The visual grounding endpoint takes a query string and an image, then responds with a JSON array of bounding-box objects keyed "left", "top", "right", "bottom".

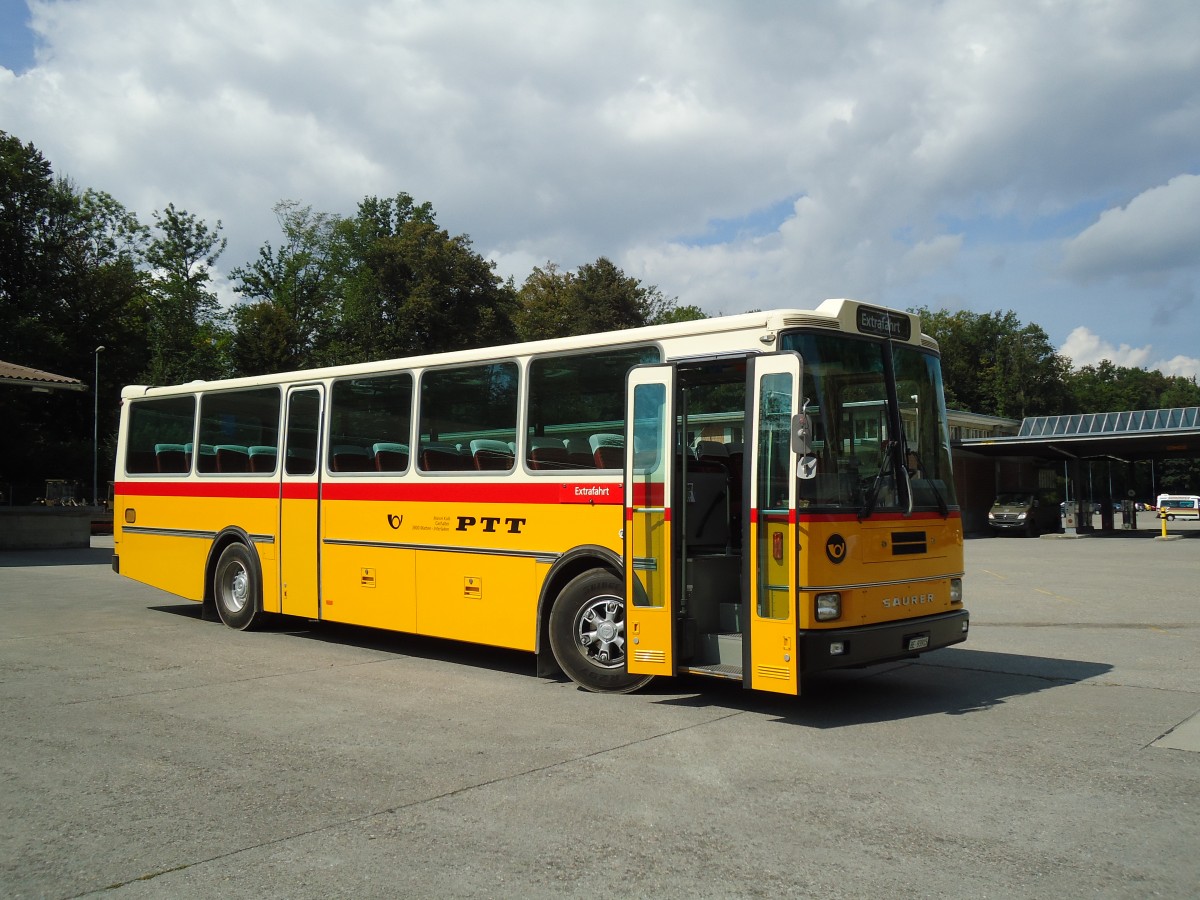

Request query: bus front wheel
[
  {"left": 213, "top": 542, "right": 266, "bottom": 631},
  {"left": 549, "top": 569, "right": 654, "bottom": 694}
]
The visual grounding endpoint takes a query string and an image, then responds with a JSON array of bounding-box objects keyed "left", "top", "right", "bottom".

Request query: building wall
[{"left": 953, "top": 449, "right": 1064, "bottom": 537}]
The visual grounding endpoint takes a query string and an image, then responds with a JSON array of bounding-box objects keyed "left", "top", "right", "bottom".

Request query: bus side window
[
  {"left": 125, "top": 396, "right": 197, "bottom": 475},
  {"left": 197, "top": 388, "right": 281, "bottom": 475},
  {"left": 329, "top": 373, "right": 413, "bottom": 475},
  {"left": 418, "top": 362, "right": 518, "bottom": 474},
  {"left": 525, "top": 346, "right": 659, "bottom": 472}
]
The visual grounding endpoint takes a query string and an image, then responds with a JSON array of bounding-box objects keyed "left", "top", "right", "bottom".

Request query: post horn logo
[{"left": 825, "top": 534, "right": 847, "bottom": 564}]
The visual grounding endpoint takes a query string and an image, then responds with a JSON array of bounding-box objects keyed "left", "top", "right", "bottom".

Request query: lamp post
[{"left": 93, "top": 345, "right": 106, "bottom": 506}]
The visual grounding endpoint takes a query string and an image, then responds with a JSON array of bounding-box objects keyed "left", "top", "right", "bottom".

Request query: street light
[{"left": 93, "top": 345, "right": 106, "bottom": 506}]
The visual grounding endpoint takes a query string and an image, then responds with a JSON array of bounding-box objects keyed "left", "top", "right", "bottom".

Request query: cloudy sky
[{"left": 2, "top": 0, "right": 1198, "bottom": 378}]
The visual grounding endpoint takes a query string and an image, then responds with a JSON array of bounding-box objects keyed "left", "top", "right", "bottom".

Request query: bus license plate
[{"left": 906, "top": 634, "right": 930, "bottom": 651}]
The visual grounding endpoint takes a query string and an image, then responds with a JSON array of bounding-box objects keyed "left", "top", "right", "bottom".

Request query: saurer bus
[{"left": 113, "top": 299, "right": 968, "bottom": 694}]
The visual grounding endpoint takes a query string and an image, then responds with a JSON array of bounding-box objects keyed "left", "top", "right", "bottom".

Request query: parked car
[{"left": 990, "top": 491, "right": 1062, "bottom": 537}]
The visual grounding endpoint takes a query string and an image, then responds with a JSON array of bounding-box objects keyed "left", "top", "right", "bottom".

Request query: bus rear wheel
[
  {"left": 213, "top": 542, "right": 266, "bottom": 631},
  {"left": 549, "top": 569, "right": 654, "bottom": 694}
]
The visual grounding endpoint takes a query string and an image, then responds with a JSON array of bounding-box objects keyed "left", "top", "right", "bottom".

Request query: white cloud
[
  {"left": 0, "top": 0, "right": 1197, "bottom": 365},
  {"left": 893, "top": 235, "right": 964, "bottom": 284},
  {"left": 1060, "top": 326, "right": 1200, "bottom": 379},
  {"left": 1061, "top": 174, "right": 1200, "bottom": 281}
]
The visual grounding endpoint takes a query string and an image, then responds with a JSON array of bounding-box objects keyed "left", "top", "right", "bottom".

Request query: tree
[
  {"left": 651, "top": 303, "right": 707, "bottom": 325},
  {"left": 1066, "top": 360, "right": 1174, "bottom": 413},
  {"left": 143, "top": 204, "right": 229, "bottom": 383},
  {"left": 0, "top": 131, "right": 72, "bottom": 368},
  {"left": 228, "top": 201, "right": 341, "bottom": 373},
  {"left": 228, "top": 301, "right": 300, "bottom": 376},
  {"left": 326, "top": 193, "right": 517, "bottom": 361},
  {"left": 512, "top": 262, "right": 579, "bottom": 340},
  {"left": 913, "top": 307, "right": 1071, "bottom": 418},
  {"left": 1159, "top": 376, "right": 1200, "bottom": 411},
  {"left": 572, "top": 257, "right": 671, "bottom": 333},
  {"left": 0, "top": 133, "right": 153, "bottom": 500},
  {"left": 50, "top": 187, "right": 153, "bottom": 492},
  {"left": 514, "top": 256, "right": 685, "bottom": 341}
]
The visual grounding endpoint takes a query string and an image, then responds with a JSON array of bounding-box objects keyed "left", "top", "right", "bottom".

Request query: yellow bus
[{"left": 113, "top": 299, "right": 967, "bottom": 695}]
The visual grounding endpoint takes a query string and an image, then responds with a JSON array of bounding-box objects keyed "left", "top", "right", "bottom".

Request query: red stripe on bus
[
  {"left": 115, "top": 479, "right": 624, "bottom": 505},
  {"left": 114, "top": 481, "right": 280, "bottom": 499},
  {"left": 749, "top": 509, "right": 798, "bottom": 524},
  {"left": 629, "top": 482, "right": 665, "bottom": 507},
  {"left": 320, "top": 482, "right": 573, "bottom": 503}
]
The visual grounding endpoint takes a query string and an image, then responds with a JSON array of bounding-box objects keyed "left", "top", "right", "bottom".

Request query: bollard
[{"left": 1159, "top": 511, "right": 1168, "bottom": 539}]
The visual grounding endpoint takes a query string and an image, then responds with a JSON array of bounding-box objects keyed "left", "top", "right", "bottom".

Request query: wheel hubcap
[
  {"left": 574, "top": 595, "right": 625, "bottom": 669},
  {"left": 224, "top": 563, "right": 248, "bottom": 613}
]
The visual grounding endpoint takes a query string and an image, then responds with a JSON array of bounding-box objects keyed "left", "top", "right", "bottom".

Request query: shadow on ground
[{"left": 150, "top": 602, "right": 1110, "bottom": 730}]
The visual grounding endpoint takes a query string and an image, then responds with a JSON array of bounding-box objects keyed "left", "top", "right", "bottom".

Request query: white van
[{"left": 1156, "top": 494, "right": 1200, "bottom": 520}]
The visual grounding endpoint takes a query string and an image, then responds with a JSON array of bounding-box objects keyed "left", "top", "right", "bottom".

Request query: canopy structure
[
  {"left": 961, "top": 407, "right": 1200, "bottom": 461},
  {"left": 0, "top": 359, "right": 87, "bottom": 393}
]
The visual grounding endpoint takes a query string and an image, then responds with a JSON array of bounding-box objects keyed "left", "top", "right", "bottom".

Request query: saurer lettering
[{"left": 882, "top": 593, "right": 936, "bottom": 608}]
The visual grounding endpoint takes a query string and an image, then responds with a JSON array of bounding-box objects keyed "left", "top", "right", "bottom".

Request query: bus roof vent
[
  {"left": 778, "top": 314, "right": 838, "bottom": 330},
  {"left": 921, "top": 335, "right": 940, "bottom": 351}
]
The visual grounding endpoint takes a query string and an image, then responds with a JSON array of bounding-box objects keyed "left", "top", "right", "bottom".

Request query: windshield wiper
[
  {"left": 925, "top": 474, "right": 949, "bottom": 518},
  {"left": 858, "top": 440, "right": 897, "bottom": 521},
  {"left": 903, "top": 446, "right": 949, "bottom": 518}
]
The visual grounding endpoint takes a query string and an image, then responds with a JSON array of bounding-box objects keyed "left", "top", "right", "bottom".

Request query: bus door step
[
  {"left": 694, "top": 631, "right": 743, "bottom": 668},
  {"left": 683, "top": 662, "right": 744, "bottom": 681}
]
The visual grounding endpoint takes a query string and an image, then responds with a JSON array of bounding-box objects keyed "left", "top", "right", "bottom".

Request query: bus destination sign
[{"left": 857, "top": 305, "right": 912, "bottom": 341}]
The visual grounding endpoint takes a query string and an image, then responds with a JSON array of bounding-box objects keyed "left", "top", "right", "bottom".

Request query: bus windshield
[{"left": 780, "top": 331, "right": 957, "bottom": 514}]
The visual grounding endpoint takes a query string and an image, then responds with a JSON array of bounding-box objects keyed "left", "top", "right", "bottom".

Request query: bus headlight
[
  {"left": 815, "top": 592, "right": 841, "bottom": 621},
  {"left": 950, "top": 578, "right": 963, "bottom": 604}
]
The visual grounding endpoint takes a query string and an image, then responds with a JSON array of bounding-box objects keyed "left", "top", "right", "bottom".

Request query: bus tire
[
  {"left": 548, "top": 569, "right": 654, "bottom": 694},
  {"left": 213, "top": 542, "right": 265, "bottom": 631}
]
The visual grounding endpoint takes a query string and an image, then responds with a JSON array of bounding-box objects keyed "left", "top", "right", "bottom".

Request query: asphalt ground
[{"left": 1, "top": 524, "right": 1198, "bottom": 899}]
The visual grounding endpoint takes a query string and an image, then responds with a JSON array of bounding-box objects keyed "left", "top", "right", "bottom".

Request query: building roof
[
  {"left": 961, "top": 407, "right": 1200, "bottom": 461},
  {"left": 0, "top": 359, "right": 88, "bottom": 392}
]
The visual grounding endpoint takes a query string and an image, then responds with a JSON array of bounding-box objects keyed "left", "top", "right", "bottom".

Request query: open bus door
[
  {"left": 624, "top": 365, "right": 677, "bottom": 678},
  {"left": 624, "top": 355, "right": 803, "bottom": 691},
  {"left": 745, "top": 352, "right": 803, "bottom": 695}
]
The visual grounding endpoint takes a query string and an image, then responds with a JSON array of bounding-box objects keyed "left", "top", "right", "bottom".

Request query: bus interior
[{"left": 671, "top": 356, "right": 753, "bottom": 677}]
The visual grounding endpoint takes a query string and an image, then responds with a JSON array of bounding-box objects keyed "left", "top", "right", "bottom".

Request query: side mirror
[{"left": 791, "top": 412, "right": 813, "bottom": 456}]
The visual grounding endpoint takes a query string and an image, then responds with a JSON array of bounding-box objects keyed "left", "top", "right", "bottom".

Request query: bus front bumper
[{"left": 799, "top": 609, "right": 969, "bottom": 674}]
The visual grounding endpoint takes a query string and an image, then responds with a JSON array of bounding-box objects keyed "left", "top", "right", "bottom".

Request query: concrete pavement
[{"left": 1, "top": 529, "right": 1197, "bottom": 898}]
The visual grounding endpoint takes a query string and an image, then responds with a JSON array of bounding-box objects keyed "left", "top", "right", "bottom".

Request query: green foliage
[
  {"left": 231, "top": 194, "right": 517, "bottom": 371},
  {"left": 514, "top": 256, "right": 689, "bottom": 341},
  {"left": 328, "top": 193, "right": 517, "bottom": 362},
  {"left": 652, "top": 303, "right": 708, "bottom": 325},
  {"left": 912, "top": 307, "right": 1071, "bottom": 418},
  {"left": 1066, "top": 360, "right": 1198, "bottom": 414},
  {"left": 229, "top": 201, "right": 341, "bottom": 371},
  {"left": 142, "top": 203, "right": 230, "bottom": 384},
  {"left": 0, "top": 132, "right": 71, "bottom": 367}
]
